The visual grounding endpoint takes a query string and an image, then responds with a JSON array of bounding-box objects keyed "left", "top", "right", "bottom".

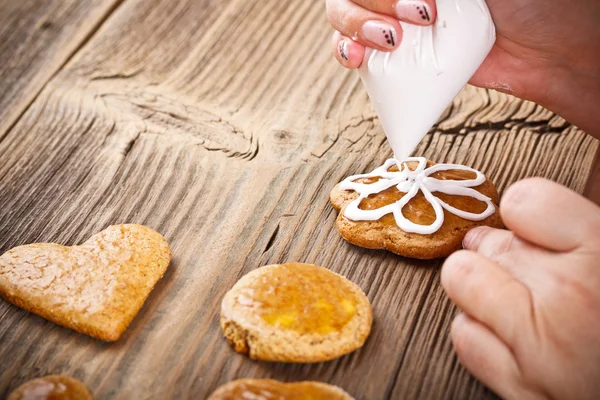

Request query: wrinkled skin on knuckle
[{"left": 325, "top": 0, "right": 355, "bottom": 33}]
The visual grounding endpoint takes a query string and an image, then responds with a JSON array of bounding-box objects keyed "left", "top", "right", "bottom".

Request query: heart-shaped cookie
[{"left": 0, "top": 224, "right": 171, "bottom": 341}]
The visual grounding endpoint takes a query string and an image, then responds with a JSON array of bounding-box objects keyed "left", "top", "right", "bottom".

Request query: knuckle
[
  {"left": 325, "top": 0, "right": 336, "bottom": 18},
  {"left": 553, "top": 273, "right": 597, "bottom": 313},
  {"left": 340, "top": 6, "right": 360, "bottom": 32},
  {"left": 485, "top": 232, "right": 516, "bottom": 260},
  {"left": 325, "top": 1, "right": 354, "bottom": 32}
]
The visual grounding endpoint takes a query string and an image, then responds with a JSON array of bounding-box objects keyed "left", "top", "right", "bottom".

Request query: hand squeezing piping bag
[{"left": 359, "top": 0, "right": 496, "bottom": 161}]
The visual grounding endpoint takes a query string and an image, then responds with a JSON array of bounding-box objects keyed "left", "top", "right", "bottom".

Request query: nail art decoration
[
  {"left": 339, "top": 40, "right": 349, "bottom": 61},
  {"left": 417, "top": 3, "right": 431, "bottom": 21},
  {"left": 382, "top": 27, "right": 396, "bottom": 46},
  {"left": 395, "top": 1, "right": 432, "bottom": 24},
  {"left": 362, "top": 21, "right": 398, "bottom": 49}
]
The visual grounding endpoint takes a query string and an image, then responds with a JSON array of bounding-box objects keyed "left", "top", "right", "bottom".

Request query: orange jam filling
[
  {"left": 212, "top": 380, "right": 348, "bottom": 400},
  {"left": 238, "top": 263, "right": 357, "bottom": 334},
  {"left": 8, "top": 376, "right": 91, "bottom": 400}
]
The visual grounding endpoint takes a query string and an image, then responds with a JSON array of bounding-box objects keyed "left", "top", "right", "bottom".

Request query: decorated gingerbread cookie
[
  {"left": 330, "top": 157, "right": 503, "bottom": 259},
  {"left": 221, "top": 263, "right": 372, "bottom": 363}
]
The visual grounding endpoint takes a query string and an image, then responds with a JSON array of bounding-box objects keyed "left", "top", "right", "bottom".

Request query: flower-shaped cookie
[{"left": 330, "top": 157, "right": 504, "bottom": 259}]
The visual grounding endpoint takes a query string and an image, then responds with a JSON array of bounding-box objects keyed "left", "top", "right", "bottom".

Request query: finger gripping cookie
[
  {"left": 220, "top": 263, "right": 372, "bottom": 363},
  {"left": 0, "top": 224, "right": 171, "bottom": 341},
  {"left": 330, "top": 158, "right": 503, "bottom": 259},
  {"left": 208, "top": 379, "right": 354, "bottom": 400}
]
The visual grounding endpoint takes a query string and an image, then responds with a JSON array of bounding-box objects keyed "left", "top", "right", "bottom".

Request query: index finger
[
  {"left": 441, "top": 250, "right": 536, "bottom": 347},
  {"left": 351, "top": 0, "right": 437, "bottom": 25}
]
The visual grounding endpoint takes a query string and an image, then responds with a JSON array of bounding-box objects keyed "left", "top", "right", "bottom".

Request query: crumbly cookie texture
[
  {"left": 330, "top": 159, "right": 504, "bottom": 259},
  {"left": 220, "top": 263, "right": 372, "bottom": 363},
  {"left": 0, "top": 224, "right": 171, "bottom": 341},
  {"left": 208, "top": 379, "right": 354, "bottom": 400},
  {"left": 7, "top": 375, "right": 93, "bottom": 400}
]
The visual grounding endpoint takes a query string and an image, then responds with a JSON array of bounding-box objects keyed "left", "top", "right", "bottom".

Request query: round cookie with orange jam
[
  {"left": 220, "top": 263, "right": 372, "bottom": 363},
  {"left": 208, "top": 379, "right": 354, "bottom": 400},
  {"left": 7, "top": 375, "right": 93, "bottom": 400}
]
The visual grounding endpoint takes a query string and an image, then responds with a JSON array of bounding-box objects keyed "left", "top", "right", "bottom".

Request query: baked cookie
[
  {"left": 0, "top": 224, "right": 171, "bottom": 341},
  {"left": 208, "top": 379, "right": 354, "bottom": 400},
  {"left": 331, "top": 157, "right": 503, "bottom": 259},
  {"left": 220, "top": 263, "right": 372, "bottom": 363},
  {"left": 7, "top": 375, "right": 93, "bottom": 400}
]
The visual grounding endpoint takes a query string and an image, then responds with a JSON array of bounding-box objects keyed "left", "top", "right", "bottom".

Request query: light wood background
[{"left": 0, "top": 0, "right": 597, "bottom": 399}]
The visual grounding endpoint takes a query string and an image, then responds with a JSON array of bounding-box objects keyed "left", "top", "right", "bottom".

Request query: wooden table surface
[{"left": 0, "top": 1, "right": 598, "bottom": 399}]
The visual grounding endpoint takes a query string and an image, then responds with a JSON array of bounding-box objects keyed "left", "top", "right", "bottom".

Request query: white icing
[
  {"left": 340, "top": 157, "right": 495, "bottom": 234},
  {"left": 359, "top": 0, "right": 496, "bottom": 161}
]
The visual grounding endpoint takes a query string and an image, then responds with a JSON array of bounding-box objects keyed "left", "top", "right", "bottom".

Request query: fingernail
[
  {"left": 462, "top": 232, "right": 473, "bottom": 249},
  {"left": 338, "top": 39, "right": 349, "bottom": 61},
  {"left": 461, "top": 238, "right": 472, "bottom": 249},
  {"left": 395, "top": 1, "right": 432, "bottom": 24},
  {"left": 362, "top": 21, "right": 397, "bottom": 49},
  {"left": 462, "top": 227, "right": 485, "bottom": 249},
  {"left": 462, "top": 230, "right": 474, "bottom": 249}
]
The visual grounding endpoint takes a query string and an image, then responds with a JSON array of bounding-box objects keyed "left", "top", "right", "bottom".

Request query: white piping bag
[{"left": 359, "top": 0, "right": 496, "bottom": 161}]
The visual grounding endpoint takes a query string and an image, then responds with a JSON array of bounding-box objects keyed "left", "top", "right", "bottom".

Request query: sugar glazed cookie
[
  {"left": 331, "top": 158, "right": 503, "bottom": 259},
  {"left": 7, "top": 375, "right": 93, "bottom": 400},
  {"left": 0, "top": 224, "right": 171, "bottom": 341},
  {"left": 208, "top": 379, "right": 354, "bottom": 400},
  {"left": 220, "top": 263, "right": 372, "bottom": 363}
]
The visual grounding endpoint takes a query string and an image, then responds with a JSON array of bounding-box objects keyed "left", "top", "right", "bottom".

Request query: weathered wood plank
[
  {"left": 0, "top": 0, "right": 597, "bottom": 399},
  {"left": 0, "top": 0, "right": 124, "bottom": 141}
]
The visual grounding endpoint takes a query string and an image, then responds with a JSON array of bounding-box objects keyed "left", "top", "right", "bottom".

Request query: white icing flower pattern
[{"left": 339, "top": 157, "right": 496, "bottom": 235}]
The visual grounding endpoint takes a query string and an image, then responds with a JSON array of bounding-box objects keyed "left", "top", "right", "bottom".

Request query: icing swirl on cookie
[{"left": 339, "top": 157, "right": 496, "bottom": 235}]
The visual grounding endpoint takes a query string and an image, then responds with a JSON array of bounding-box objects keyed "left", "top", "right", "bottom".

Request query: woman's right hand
[{"left": 325, "top": 0, "right": 600, "bottom": 137}]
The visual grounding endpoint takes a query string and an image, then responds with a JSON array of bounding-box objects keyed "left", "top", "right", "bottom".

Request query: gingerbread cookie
[
  {"left": 331, "top": 157, "right": 503, "bottom": 259},
  {"left": 0, "top": 224, "right": 171, "bottom": 341},
  {"left": 7, "top": 375, "right": 93, "bottom": 400},
  {"left": 208, "top": 379, "right": 354, "bottom": 400},
  {"left": 220, "top": 263, "right": 372, "bottom": 363}
]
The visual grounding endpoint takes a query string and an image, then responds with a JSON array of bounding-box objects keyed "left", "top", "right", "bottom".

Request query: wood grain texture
[
  {"left": 0, "top": 0, "right": 597, "bottom": 399},
  {"left": 0, "top": 0, "right": 123, "bottom": 140}
]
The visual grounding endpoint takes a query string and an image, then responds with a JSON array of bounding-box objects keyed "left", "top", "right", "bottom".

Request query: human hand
[
  {"left": 441, "top": 178, "right": 600, "bottom": 400},
  {"left": 325, "top": 0, "right": 600, "bottom": 137},
  {"left": 326, "top": 0, "right": 437, "bottom": 69}
]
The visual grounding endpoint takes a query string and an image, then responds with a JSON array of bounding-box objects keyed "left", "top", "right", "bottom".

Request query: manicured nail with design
[
  {"left": 362, "top": 21, "right": 397, "bottom": 49},
  {"left": 338, "top": 39, "right": 349, "bottom": 61},
  {"left": 395, "top": 1, "right": 432, "bottom": 24}
]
